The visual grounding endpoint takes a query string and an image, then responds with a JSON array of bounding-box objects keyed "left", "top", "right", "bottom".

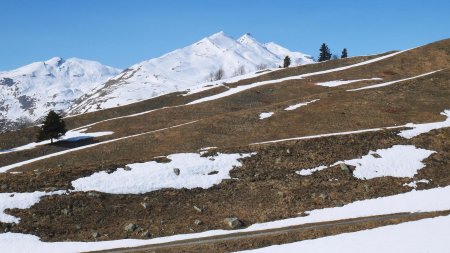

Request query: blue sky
[{"left": 1, "top": 0, "right": 449, "bottom": 70}]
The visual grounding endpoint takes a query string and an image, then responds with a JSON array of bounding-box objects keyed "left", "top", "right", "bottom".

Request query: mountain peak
[
  {"left": 237, "top": 33, "right": 258, "bottom": 44},
  {"left": 44, "top": 57, "right": 65, "bottom": 66}
]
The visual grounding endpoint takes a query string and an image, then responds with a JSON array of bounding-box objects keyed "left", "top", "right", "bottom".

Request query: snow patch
[
  {"left": 316, "top": 78, "right": 381, "bottom": 87},
  {"left": 297, "top": 145, "right": 435, "bottom": 179},
  {"left": 398, "top": 110, "right": 450, "bottom": 138},
  {"left": 71, "top": 152, "right": 255, "bottom": 194},
  {"left": 347, "top": 70, "right": 440, "bottom": 91},
  {"left": 284, "top": 99, "right": 319, "bottom": 111},
  {"left": 403, "top": 179, "right": 430, "bottom": 188},
  {"left": 0, "top": 191, "right": 64, "bottom": 223},
  {"left": 0, "top": 129, "right": 113, "bottom": 155},
  {"left": 259, "top": 112, "right": 274, "bottom": 120}
]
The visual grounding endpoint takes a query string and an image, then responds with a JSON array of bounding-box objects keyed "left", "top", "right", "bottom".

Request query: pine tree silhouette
[
  {"left": 341, "top": 48, "right": 348, "bottom": 58},
  {"left": 318, "top": 43, "right": 332, "bottom": 62},
  {"left": 37, "top": 110, "right": 67, "bottom": 144}
]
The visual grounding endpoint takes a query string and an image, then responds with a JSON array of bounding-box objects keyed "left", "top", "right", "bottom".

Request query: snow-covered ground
[
  {"left": 0, "top": 57, "right": 121, "bottom": 125},
  {"left": 234, "top": 215, "right": 450, "bottom": 253},
  {"left": 297, "top": 145, "right": 435, "bottom": 179},
  {"left": 0, "top": 129, "right": 113, "bottom": 155},
  {"left": 72, "top": 152, "right": 255, "bottom": 194},
  {"left": 1, "top": 186, "right": 450, "bottom": 253},
  {"left": 316, "top": 78, "right": 381, "bottom": 87},
  {"left": 284, "top": 99, "right": 319, "bottom": 111},
  {"left": 69, "top": 32, "right": 314, "bottom": 114},
  {"left": 188, "top": 49, "right": 410, "bottom": 105},
  {"left": 347, "top": 70, "right": 440, "bottom": 91},
  {"left": 259, "top": 112, "right": 274, "bottom": 120}
]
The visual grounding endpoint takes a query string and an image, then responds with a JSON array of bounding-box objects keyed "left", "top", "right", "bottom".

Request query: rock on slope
[
  {"left": 0, "top": 57, "right": 121, "bottom": 131},
  {"left": 69, "top": 32, "right": 314, "bottom": 114}
]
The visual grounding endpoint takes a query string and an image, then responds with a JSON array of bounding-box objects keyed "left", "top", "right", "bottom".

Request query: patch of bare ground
[{"left": 2, "top": 127, "right": 449, "bottom": 242}]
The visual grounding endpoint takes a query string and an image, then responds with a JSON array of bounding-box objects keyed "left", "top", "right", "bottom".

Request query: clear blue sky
[{"left": 1, "top": 0, "right": 449, "bottom": 70}]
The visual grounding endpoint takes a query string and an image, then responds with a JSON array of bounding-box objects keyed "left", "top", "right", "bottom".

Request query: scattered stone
[
  {"left": 88, "top": 192, "right": 101, "bottom": 198},
  {"left": 364, "top": 184, "right": 370, "bottom": 192},
  {"left": 275, "top": 157, "right": 282, "bottom": 164},
  {"left": 173, "top": 168, "right": 180, "bottom": 176},
  {"left": 75, "top": 224, "right": 82, "bottom": 230},
  {"left": 194, "top": 219, "right": 203, "bottom": 225},
  {"left": 140, "top": 202, "right": 150, "bottom": 209},
  {"left": 340, "top": 163, "right": 351, "bottom": 173},
  {"left": 91, "top": 231, "right": 100, "bottom": 239},
  {"left": 193, "top": 205, "right": 203, "bottom": 213},
  {"left": 207, "top": 170, "right": 219, "bottom": 175},
  {"left": 61, "top": 209, "right": 69, "bottom": 216},
  {"left": 124, "top": 165, "right": 132, "bottom": 171},
  {"left": 286, "top": 148, "right": 291, "bottom": 155},
  {"left": 277, "top": 191, "right": 286, "bottom": 197},
  {"left": 318, "top": 193, "right": 327, "bottom": 199},
  {"left": 140, "top": 230, "right": 151, "bottom": 238},
  {"left": 124, "top": 223, "right": 137, "bottom": 233},
  {"left": 371, "top": 153, "right": 382, "bottom": 158},
  {"left": 224, "top": 217, "right": 243, "bottom": 229}
]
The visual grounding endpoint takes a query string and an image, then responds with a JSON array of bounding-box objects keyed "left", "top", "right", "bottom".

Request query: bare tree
[
  {"left": 233, "top": 66, "right": 246, "bottom": 76},
  {"left": 214, "top": 68, "right": 225, "bottom": 81},
  {"left": 256, "top": 63, "right": 268, "bottom": 70}
]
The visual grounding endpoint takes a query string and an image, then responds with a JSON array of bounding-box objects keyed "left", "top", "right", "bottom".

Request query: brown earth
[{"left": 0, "top": 39, "right": 449, "bottom": 249}]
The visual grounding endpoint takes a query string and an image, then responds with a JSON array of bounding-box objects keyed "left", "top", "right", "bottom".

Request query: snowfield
[
  {"left": 297, "top": 145, "right": 435, "bottom": 179},
  {"left": 69, "top": 32, "right": 314, "bottom": 114},
  {"left": 234, "top": 215, "right": 450, "bottom": 253},
  {"left": 71, "top": 152, "right": 255, "bottom": 194},
  {"left": 0, "top": 57, "right": 121, "bottom": 126},
  {"left": 1, "top": 186, "right": 450, "bottom": 253}
]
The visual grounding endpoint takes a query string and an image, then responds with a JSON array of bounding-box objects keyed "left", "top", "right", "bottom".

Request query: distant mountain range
[{"left": 0, "top": 32, "right": 313, "bottom": 131}]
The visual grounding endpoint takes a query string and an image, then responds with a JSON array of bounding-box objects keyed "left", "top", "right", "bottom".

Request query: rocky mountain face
[
  {"left": 68, "top": 32, "right": 314, "bottom": 114},
  {"left": 0, "top": 57, "right": 121, "bottom": 132}
]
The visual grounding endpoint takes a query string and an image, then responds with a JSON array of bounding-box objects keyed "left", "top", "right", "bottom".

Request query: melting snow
[
  {"left": 347, "top": 70, "right": 440, "bottom": 91},
  {"left": 297, "top": 145, "right": 435, "bottom": 179},
  {"left": 398, "top": 110, "right": 450, "bottom": 138},
  {"left": 316, "top": 78, "right": 381, "bottom": 87},
  {"left": 71, "top": 152, "right": 255, "bottom": 194},
  {"left": 0, "top": 129, "right": 113, "bottom": 155},
  {"left": 0, "top": 191, "right": 64, "bottom": 223},
  {"left": 403, "top": 179, "right": 430, "bottom": 188},
  {"left": 259, "top": 112, "right": 274, "bottom": 119},
  {"left": 1, "top": 186, "right": 450, "bottom": 253},
  {"left": 284, "top": 99, "right": 319, "bottom": 111},
  {"left": 233, "top": 215, "right": 450, "bottom": 253}
]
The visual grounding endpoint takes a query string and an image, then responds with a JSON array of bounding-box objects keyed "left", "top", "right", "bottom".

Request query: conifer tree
[
  {"left": 37, "top": 110, "right": 67, "bottom": 143},
  {"left": 283, "top": 56, "right": 291, "bottom": 68},
  {"left": 318, "top": 43, "right": 332, "bottom": 62},
  {"left": 341, "top": 48, "right": 348, "bottom": 58}
]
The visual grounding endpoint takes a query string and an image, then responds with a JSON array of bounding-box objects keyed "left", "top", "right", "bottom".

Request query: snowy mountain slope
[
  {"left": 0, "top": 57, "right": 121, "bottom": 130},
  {"left": 69, "top": 32, "right": 314, "bottom": 114}
]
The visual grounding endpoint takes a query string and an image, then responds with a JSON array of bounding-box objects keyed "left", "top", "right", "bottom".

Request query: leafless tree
[
  {"left": 214, "top": 68, "right": 225, "bottom": 81},
  {"left": 233, "top": 66, "right": 246, "bottom": 76},
  {"left": 256, "top": 63, "right": 268, "bottom": 70}
]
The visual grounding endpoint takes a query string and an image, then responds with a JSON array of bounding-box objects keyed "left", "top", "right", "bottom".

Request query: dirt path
[{"left": 90, "top": 211, "right": 449, "bottom": 253}]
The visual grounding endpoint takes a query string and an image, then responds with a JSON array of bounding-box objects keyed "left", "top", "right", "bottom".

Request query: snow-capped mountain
[
  {"left": 69, "top": 32, "right": 314, "bottom": 114},
  {"left": 0, "top": 57, "right": 121, "bottom": 131}
]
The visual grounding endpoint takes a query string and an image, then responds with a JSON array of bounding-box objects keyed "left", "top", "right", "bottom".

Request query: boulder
[
  {"left": 173, "top": 168, "right": 180, "bottom": 176},
  {"left": 124, "top": 223, "right": 137, "bottom": 233},
  {"left": 224, "top": 217, "right": 243, "bottom": 229},
  {"left": 194, "top": 219, "right": 203, "bottom": 225}
]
